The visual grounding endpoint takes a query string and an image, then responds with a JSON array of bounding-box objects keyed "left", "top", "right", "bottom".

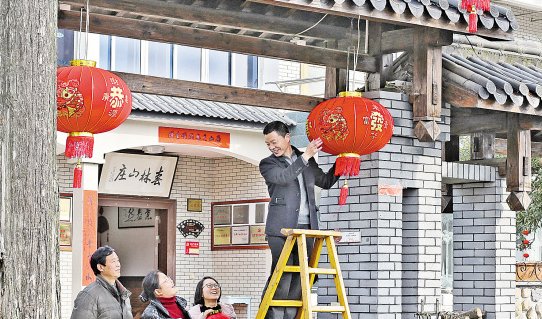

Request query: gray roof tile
[{"left": 131, "top": 92, "right": 296, "bottom": 125}]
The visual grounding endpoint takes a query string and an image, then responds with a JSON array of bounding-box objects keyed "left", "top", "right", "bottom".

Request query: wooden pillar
[
  {"left": 506, "top": 113, "right": 531, "bottom": 211},
  {"left": 412, "top": 27, "right": 442, "bottom": 142},
  {"left": 325, "top": 67, "right": 347, "bottom": 99},
  {"left": 367, "top": 22, "right": 393, "bottom": 91},
  {"left": 471, "top": 132, "right": 495, "bottom": 160}
]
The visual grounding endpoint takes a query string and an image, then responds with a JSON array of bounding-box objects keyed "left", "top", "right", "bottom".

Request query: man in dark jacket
[
  {"left": 71, "top": 246, "right": 133, "bottom": 319},
  {"left": 259, "top": 121, "right": 339, "bottom": 319}
]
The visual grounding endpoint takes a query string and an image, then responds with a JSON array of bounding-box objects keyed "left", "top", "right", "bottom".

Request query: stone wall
[{"left": 516, "top": 286, "right": 542, "bottom": 319}]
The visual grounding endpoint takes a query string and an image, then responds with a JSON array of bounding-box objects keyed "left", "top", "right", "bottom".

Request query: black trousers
[{"left": 262, "top": 225, "right": 315, "bottom": 319}]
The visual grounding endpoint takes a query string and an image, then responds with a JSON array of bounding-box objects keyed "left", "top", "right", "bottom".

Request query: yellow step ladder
[{"left": 256, "top": 228, "right": 351, "bottom": 319}]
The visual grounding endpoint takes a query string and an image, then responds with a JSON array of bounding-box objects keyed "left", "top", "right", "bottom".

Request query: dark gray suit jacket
[{"left": 259, "top": 146, "right": 339, "bottom": 237}]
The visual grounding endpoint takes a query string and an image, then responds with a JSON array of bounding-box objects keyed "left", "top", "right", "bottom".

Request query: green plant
[{"left": 517, "top": 157, "right": 542, "bottom": 250}]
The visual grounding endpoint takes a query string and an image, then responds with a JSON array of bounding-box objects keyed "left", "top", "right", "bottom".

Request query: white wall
[{"left": 100, "top": 206, "right": 156, "bottom": 276}]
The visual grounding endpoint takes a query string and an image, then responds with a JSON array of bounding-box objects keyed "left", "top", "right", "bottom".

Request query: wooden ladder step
[
  {"left": 312, "top": 306, "right": 346, "bottom": 312},
  {"left": 283, "top": 266, "right": 337, "bottom": 275},
  {"left": 269, "top": 300, "right": 303, "bottom": 307}
]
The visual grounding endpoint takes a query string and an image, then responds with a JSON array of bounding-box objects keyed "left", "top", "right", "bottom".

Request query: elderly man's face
[{"left": 98, "top": 252, "right": 121, "bottom": 281}]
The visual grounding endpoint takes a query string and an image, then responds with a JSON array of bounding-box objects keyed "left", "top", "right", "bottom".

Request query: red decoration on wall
[
  {"left": 523, "top": 230, "right": 530, "bottom": 235},
  {"left": 523, "top": 240, "right": 530, "bottom": 245},
  {"left": 461, "top": 0, "right": 491, "bottom": 33},
  {"left": 306, "top": 92, "right": 394, "bottom": 205},
  {"left": 524, "top": 253, "right": 530, "bottom": 258},
  {"left": 57, "top": 60, "right": 132, "bottom": 187}
]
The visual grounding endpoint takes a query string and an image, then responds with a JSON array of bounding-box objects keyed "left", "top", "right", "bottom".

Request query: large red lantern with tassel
[
  {"left": 57, "top": 60, "right": 132, "bottom": 188},
  {"left": 306, "top": 91, "right": 394, "bottom": 205},
  {"left": 462, "top": 0, "right": 491, "bottom": 33}
]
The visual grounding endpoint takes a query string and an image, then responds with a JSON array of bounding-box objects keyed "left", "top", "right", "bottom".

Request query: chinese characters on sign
[
  {"left": 187, "top": 198, "right": 202, "bottom": 212},
  {"left": 185, "top": 241, "right": 200, "bottom": 255},
  {"left": 82, "top": 190, "right": 98, "bottom": 286},
  {"left": 99, "top": 153, "right": 177, "bottom": 197},
  {"left": 118, "top": 207, "right": 155, "bottom": 228},
  {"left": 60, "top": 222, "right": 72, "bottom": 246},
  {"left": 158, "top": 126, "right": 230, "bottom": 149}
]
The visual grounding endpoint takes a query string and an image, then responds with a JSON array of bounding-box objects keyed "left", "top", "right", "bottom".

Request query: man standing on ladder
[{"left": 259, "top": 121, "right": 340, "bottom": 319}]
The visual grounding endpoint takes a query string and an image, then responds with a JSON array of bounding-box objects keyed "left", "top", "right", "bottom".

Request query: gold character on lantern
[
  {"left": 370, "top": 111, "right": 384, "bottom": 132},
  {"left": 109, "top": 87, "right": 125, "bottom": 109}
]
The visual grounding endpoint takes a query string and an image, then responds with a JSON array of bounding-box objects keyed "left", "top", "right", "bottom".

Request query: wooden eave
[{"left": 247, "top": 0, "right": 513, "bottom": 41}]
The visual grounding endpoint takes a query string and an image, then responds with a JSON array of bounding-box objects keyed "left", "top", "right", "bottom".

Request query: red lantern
[
  {"left": 57, "top": 60, "right": 132, "bottom": 188},
  {"left": 523, "top": 230, "right": 530, "bottom": 235},
  {"left": 306, "top": 91, "right": 394, "bottom": 205},
  {"left": 524, "top": 253, "right": 530, "bottom": 258},
  {"left": 523, "top": 240, "right": 530, "bottom": 245},
  {"left": 461, "top": 0, "right": 491, "bottom": 33}
]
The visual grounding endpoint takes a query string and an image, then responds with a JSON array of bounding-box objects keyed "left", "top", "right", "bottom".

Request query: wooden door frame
[{"left": 98, "top": 194, "right": 177, "bottom": 278}]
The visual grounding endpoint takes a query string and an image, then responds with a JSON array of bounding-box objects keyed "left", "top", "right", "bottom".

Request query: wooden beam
[
  {"left": 61, "top": 0, "right": 352, "bottom": 41},
  {"left": 412, "top": 27, "right": 442, "bottom": 121},
  {"left": 99, "top": 70, "right": 324, "bottom": 111},
  {"left": 58, "top": 10, "right": 377, "bottom": 73},
  {"left": 495, "top": 138, "right": 542, "bottom": 158},
  {"left": 380, "top": 28, "right": 453, "bottom": 54},
  {"left": 450, "top": 113, "right": 507, "bottom": 135},
  {"left": 444, "top": 82, "right": 542, "bottom": 117},
  {"left": 507, "top": 113, "right": 531, "bottom": 192},
  {"left": 247, "top": 0, "right": 513, "bottom": 41}
]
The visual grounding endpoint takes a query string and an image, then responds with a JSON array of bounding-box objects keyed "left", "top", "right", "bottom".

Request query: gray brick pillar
[{"left": 452, "top": 178, "right": 516, "bottom": 319}]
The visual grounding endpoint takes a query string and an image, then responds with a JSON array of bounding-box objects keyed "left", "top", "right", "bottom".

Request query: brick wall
[
  {"left": 279, "top": 60, "right": 301, "bottom": 94},
  {"left": 506, "top": 5, "right": 542, "bottom": 42},
  {"left": 58, "top": 156, "right": 74, "bottom": 318},
  {"left": 452, "top": 178, "right": 516, "bottom": 319}
]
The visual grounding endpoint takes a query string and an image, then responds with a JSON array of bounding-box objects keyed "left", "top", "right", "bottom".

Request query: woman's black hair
[
  {"left": 90, "top": 246, "right": 115, "bottom": 276},
  {"left": 140, "top": 270, "right": 161, "bottom": 302},
  {"left": 194, "top": 276, "right": 221, "bottom": 305}
]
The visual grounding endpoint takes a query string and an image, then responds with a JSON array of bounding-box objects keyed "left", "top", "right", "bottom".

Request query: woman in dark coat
[{"left": 140, "top": 270, "right": 191, "bottom": 319}]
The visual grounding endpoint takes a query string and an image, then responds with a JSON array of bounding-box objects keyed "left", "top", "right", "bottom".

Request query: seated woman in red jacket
[
  {"left": 140, "top": 270, "right": 191, "bottom": 319},
  {"left": 188, "top": 277, "right": 236, "bottom": 319}
]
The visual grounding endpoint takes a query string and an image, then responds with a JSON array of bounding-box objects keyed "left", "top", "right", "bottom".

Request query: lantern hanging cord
[
  {"left": 85, "top": 0, "right": 90, "bottom": 61},
  {"left": 351, "top": 14, "right": 362, "bottom": 91},
  {"left": 77, "top": 8, "right": 83, "bottom": 60},
  {"left": 294, "top": 14, "right": 328, "bottom": 37}
]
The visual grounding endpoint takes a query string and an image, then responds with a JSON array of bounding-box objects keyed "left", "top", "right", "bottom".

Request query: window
[
  {"left": 174, "top": 45, "right": 201, "bottom": 81},
  {"left": 112, "top": 36, "right": 141, "bottom": 73},
  {"left": 58, "top": 30, "right": 260, "bottom": 89},
  {"left": 57, "top": 29, "right": 74, "bottom": 66},
  {"left": 441, "top": 213, "right": 453, "bottom": 292},
  {"left": 209, "top": 50, "right": 231, "bottom": 85},
  {"left": 211, "top": 199, "right": 269, "bottom": 250},
  {"left": 147, "top": 42, "right": 172, "bottom": 78}
]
